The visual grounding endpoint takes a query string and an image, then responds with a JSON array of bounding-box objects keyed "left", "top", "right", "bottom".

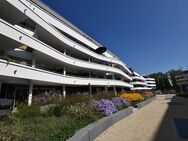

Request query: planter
[
  {"left": 67, "top": 107, "right": 133, "bottom": 141},
  {"left": 136, "top": 97, "right": 156, "bottom": 109}
]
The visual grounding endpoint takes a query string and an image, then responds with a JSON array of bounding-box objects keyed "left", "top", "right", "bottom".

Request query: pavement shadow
[{"left": 152, "top": 95, "right": 188, "bottom": 141}]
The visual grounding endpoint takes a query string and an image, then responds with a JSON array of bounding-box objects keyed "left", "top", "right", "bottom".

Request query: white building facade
[
  {"left": 131, "top": 71, "right": 152, "bottom": 91},
  {"left": 144, "top": 77, "right": 157, "bottom": 90},
  {"left": 0, "top": 0, "right": 133, "bottom": 105}
]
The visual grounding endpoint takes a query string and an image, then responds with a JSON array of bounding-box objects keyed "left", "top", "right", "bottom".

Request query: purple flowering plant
[
  {"left": 111, "top": 97, "right": 130, "bottom": 110},
  {"left": 91, "top": 99, "right": 117, "bottom": 116}
]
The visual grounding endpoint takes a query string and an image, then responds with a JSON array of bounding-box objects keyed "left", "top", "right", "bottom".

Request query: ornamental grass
[{"left": 120, "top": 93, "right": 144, "bottom": 102}]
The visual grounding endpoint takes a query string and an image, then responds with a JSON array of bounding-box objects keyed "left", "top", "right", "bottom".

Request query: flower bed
[
  {"left": 0, "top": 93, "right": 131, "bottom": 141},
  {"left": 0, "top": 91, "right": 156, "bottom": 141},
  {"left": 120, "top": 92, "right": 144, "bottom": 103}
]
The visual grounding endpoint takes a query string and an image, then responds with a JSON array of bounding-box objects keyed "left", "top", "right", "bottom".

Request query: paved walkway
[{"left": 95, "top": 95, "right": 188, "bottom": 141}]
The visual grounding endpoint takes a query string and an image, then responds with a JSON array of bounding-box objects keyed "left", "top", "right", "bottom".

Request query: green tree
[{"left": 148, "top": 69, "right": 183, "bottom": 91}]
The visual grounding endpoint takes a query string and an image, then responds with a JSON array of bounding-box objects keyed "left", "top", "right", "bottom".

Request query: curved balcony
[
  {"left": 131, "top": 81, "right": 148, "bottom": 86},
  {"left": 132, "top": 76, "right": 145, "bottom": 81},
  {"left": 0, "top": 19, "right": 132, "bottom": 80},
  {"left": 132, "top": 87, "right": 152, "bottom": 91},
  {"left": 145, "top": 81, "right": 156, "bottom": 84},
  {"left": 6, "top": 0, "right": 132, "bottom": 74},
  {"left": 147, "top": 84, "right": 156, "bottom": 87},
  {"left": 0, "top": 59, "right": 133, "bottom": 88}
]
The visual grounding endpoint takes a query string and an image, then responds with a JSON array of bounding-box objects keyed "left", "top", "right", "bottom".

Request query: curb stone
[
  {"left": 67, "top": 107, "right": 133, "bottom": 141},
  {"left": 136, "top": 97, "right": 156, "bottom": 109}
]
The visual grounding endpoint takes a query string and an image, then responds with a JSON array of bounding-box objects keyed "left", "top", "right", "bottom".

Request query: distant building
[
  {"left": 175, "top": 70, "right": 188, "bottom": 93},
  {"left": 144, "top": 77, "right": 156, "bottom": 90},
  {"left": 130, "top": 70, "right": 156, "bottom": 91}
]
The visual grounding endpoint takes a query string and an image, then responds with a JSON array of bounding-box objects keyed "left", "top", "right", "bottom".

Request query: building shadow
[{"left": 151, "top": 95, "right": 188, "bottom": 141}]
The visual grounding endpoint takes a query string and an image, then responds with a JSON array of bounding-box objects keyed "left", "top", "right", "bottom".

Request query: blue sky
[{"left": 42, "top": 0, "right": 188, "bottom": 74}]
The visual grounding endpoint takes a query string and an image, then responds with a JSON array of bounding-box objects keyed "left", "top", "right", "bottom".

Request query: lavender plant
[{"left": 111, "top": 97, "right": 130, "bottom": 110}]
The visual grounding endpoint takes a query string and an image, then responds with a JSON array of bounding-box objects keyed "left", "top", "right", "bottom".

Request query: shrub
[
  {"left": 120, "top": 93, "right": 144, "bottom": 103},
  {"left": 92, "top": 92, "right": 116, "bottom": 100},
  {"left": 65, "top": 102, "right": 102, "bottom": 122},
  {"left": 60, "top": 94, "right": 91, "bottom": 107},
  {"left": 111, "top": 97, "right": 130, "bottom": 110},
  {"left": 15, "top": 104, "right": 40, "bottom": 119},
  {"left": 0, "top": 116, "right": 23, "bottom": 141},
  {"left": 45, "top": 105, "right": 63, "bottom": 117},
  {"left": 91, "top": 99, "right": 117, "bottom": 116}
]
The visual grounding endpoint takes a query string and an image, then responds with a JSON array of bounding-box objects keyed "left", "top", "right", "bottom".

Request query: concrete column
[
  {"left": 89, "top": 83, "right": 92, "bottom": 96},
  {"left": 88, "top": 57, "right": 91, "bottom": 63},
  {"left": 113, "top": 86, "right": 117, "bottom": 96},
  {"left": 63, "top": 49, "right": 67, "bottom": 76},
  {"left": 89, "top": 72, "right": 92, "bottom": 78},
  {"left": 0, "top": 82, "right": 2, "bottom": 94},
  {"left": 112, "top": 73, "right": 117, "bottom": 95},
  {"left": 121, "top": 78, "right": 124, "bottom": 92},
  {"left": 13, "top": 86, "right": 17, "bottom": 109},
  {"left": 104, "top": 74, "right": 108, "bottom": 93},
  {"left": 64, "top": 48, "right": 66, "bottom": 55},
  {"left": 63, "top": 85, "right": 66, "bottom": 98},
  {"left": 28, "top": 51, "right": 35, "bottom": 106},
  {"left": 105, "top": 86, "right": 108, "bottom": 93},
  {"left": 122, "top": 87, "right": 124, "bottom": 92},
  {"left": 32, "top": 51, "right": 36, "bottom": 68},
  {"left": 180, "top": 85, "right": 183, "bottom": 94},
  {"left": 28, "top": 81, "right": 33, "bottom": 106},
  {"left": 63, "top": 67, "right": 66, "bottom": 76}
]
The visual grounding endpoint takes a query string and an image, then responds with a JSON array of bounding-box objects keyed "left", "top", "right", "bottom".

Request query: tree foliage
[{"left": 148, "top": 69, "right": 183, "bottom": 91}]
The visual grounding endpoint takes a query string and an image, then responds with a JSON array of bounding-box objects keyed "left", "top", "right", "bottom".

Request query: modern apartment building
[
  {"left": 175, "top": 70, "right": 188, "bottom": 93},
  {"left": 144, "top": 77, "right": 156, "bottom": 90},
  {"left": 0, "top": 0, "right": 134, "bottom": 105},
  {"left": 131, "top": 71, "right": 152, "bottom": 91}
]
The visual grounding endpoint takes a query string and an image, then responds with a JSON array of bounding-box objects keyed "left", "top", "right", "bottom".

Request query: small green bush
[
  {"left": 0, "top": 117, "right": 23, "bottom": 141},
  {"left": 131, "top": 100, "right": 142, "bottom": 108},
  {"left": 45, "top": 105, "right": 63, "bottom": 117},
  {"left": 15, "top": 104, "right": 40, "bottom": 119}
]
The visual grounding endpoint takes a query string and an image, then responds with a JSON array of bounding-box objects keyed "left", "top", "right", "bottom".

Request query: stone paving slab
[{"left": 95, "top": 94, "right": 188, "bottom": 141}]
